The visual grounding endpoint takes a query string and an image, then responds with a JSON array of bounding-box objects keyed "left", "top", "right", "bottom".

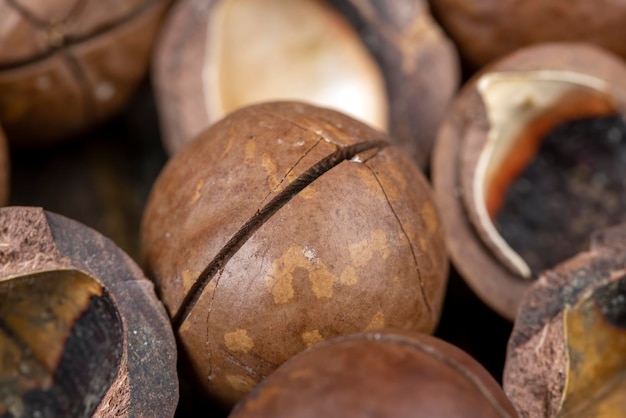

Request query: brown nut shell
[
  {"left": 0, "top": 0, "right": 170, "bottom": 146},
  {"left": 230, "top": 330, "right": 519, "bottom": 418},
  {"left": 0, "top": 206, "right": 178, "bottom": 417},
  {"left": 153, "top": 0, "right": 459, "bottom": 168},
  {"left": 430, "top": 0, "right": 626, "bottom": 68},
  {"left": 503, "top": 223, "right": 626, "bottom": 418},
  {"left": 141, "top": 101, "right": 448, "bottom": 407},
  {"left": 432, "top": 43, "right": 626, "bottom": 320}
]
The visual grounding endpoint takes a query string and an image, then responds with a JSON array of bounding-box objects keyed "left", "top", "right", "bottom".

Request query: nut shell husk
[
  {"left": 327, "top": 0, "right": 460, "bottom": 168},
  {"left": 432, "top": 43, "right": 626, "bottom": 320},
  {"left": 0, "top": 0, "right": 170, "bottom": 146},
  {"left": 141, "top": 101, "right": 448, "bottom": 407},
  {"left": 0, "top": 206, "right": 178, "bottom": 417},
  {"left": 153, "top": 0, "right": 459, "bottom": 168},
  {"left": 503, "top": 223, "right": 626, "bottom": 418},
  {"left": 430, "top": 0, "right": 626, "bottom": 68},
  {"left": 230, "top": 330, "right": 519, "bottom": 418}
]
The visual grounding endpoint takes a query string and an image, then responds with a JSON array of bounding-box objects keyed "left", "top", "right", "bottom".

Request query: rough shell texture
[
  {"left": 0, "top": 0, "right": 170, "bottom": 145},
  {"left": 429, "top": 0, "right": 626, "bottom": 67},
  {"left": 153, "top": 0, "right": 459, "bottom": 168},
  {"left": 0, "top": 126, "right": 8, "bottom": 205},
  {"left": 328, "top": 0, "right": 459, "bottom": 168},
  {"left": 432, "top": 43, "right": 626, "bottom": 321},
  {"left": 230, "top": 330, "right": 519, "bottom": 418},
  {"left": 0, "top": 206, "right": 178, "bottom": 417},
  {"left": 503, "top": 223, "right": 626, "bottom": 418},
  {"left": 141, "top": 101, "right": 448, "bottom": 407}
]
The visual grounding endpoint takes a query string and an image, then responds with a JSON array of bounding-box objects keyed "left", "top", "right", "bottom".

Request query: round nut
[
  {"left": 503, "top": 223, "right": 626, "bottom": 418},
  {"left": 0, "top": 206, "right": 178, "bottom": 417},
  {"left": 432, "top": 43, "right": 626, "bottom": 320},
  {"left": 141, "top": 101, "right": 448, "bottom": 407},
  {"left": 0, "top": 0, "right": 170, "bottom": 146},
  {"left": 430, "top": 0, "right": 626, "bottom": 68},
  {"left": 230, "top": 330, "right": 519, "bottom": 418}
]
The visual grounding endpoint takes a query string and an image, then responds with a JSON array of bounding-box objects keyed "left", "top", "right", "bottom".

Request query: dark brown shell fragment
[
  {"left": 0, "top": 206, "right": 178, "bottom": 417},
  {"left": 504, "top": 223, "right": 626, "bottom": 418}
]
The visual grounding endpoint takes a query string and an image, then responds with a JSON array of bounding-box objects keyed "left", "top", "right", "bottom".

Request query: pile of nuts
[{"left": 1, "top": 0, "right": 625, "bottom": 417}]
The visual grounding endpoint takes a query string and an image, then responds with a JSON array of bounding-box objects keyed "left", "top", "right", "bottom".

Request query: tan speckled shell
[{"left": 141, "top": 101, "right": 448, "bottom": 407}]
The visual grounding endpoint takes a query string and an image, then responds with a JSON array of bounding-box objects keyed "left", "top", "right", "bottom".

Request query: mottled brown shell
[
  {"left": 0, "top": 207, "right": 178, "bottom": 417},
  {"left": 0, "top": 0, "right": 170, "bottom": 145},
  {"left": 141, "top": 101, "right": 448, "bottom": 407},
  {"left": 432, "top": 43, "right": 626, "bottom": 320},
  {"left": 230, "top": 330, "right": 519, "bottom": 418},
  {"left": 430, "top": 0, "right": 626, "bottom": 68}
]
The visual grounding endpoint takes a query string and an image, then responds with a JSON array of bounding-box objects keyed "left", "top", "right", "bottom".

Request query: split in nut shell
[
  {"left": 0, "top": 207, "right": 178, "bottom": 417},
  {"left": 141, "top": 101, "right": 449, "bottom": 408},
  {"left": 153, "top": 0, "right": 459, "bottom": 167},
  {"left": 433, "top": 42, "right": 626, "bottom": 320}
]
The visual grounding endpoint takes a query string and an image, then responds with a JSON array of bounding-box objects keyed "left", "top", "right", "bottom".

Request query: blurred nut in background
[
  {"left": 230, "top": 330, "right": 519, "bottom": 418},
  {"left": 433, "top": 43, "right": 626, "bottom": 320},
  {"left": 141, "top": 101, "right": 448, "bottom": 407},
  {"left": 327, "top": 0, "right": 460, "bottom": 168},
  {"left": 154, "top": 0, "right": 459, "bottom": 167},
  {"left": 430, "top": 0, "right": 626, "bottom": 68},
  {"left": 504, "top": 223, "right": 626, "bottom": 418},
  {"left": 0, "top": 207, "right": 178, "bottom": 417},
  {"left": 0, "top": 125, "right": 9, "bottom": 205},
  {"left": 0, "top": 0, "right": 170, "bottom": 146}
]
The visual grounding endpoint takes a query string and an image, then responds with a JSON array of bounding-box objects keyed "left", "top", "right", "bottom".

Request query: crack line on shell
[
  {"left": 260, "top": 137, "right": 324, "bottom": 205},
  {"left": 365, "top": 164, "right": 432, "bottom": 316},
  {"left": 172, "top": 139, "right": 390, "bottom": 329}
]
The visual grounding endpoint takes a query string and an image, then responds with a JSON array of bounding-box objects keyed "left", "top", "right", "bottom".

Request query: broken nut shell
[
  {"left": 0, "top": 206, "right": 178, "bottom": 417},
  {"left": 432, "top": 43, "right": 626, "bottom": 320},
  {"left": 503, "top": 223, "right": 626, "bottom": 418}
]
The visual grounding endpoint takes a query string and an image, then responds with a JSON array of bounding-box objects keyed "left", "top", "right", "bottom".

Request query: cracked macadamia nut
[
  {"left": 430, "top": 0, "right": 626, "bottom": 68},
  {"left": 0, "top": 0, "right": 170, "bottom": 146},
  {"left": 0, "top": 207, "right": 178, "bottom": 417},
  {"left": 433, "top": 43, "right": 626, "bottom": 320},
  {"left": 154, "top": 0, "right": 458, "bottom": 167},
  {"left": 230, "top": 330, "right": 519, "bottom": 418},
  {"left": 141, "top": 101, "right": 448, "bottom": 407},
  {"left": 0, "top": 126, "right": 8, "bottom": 205},
  {"left": 504, "top": 224, "right": 626, "bottom": 418}
]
